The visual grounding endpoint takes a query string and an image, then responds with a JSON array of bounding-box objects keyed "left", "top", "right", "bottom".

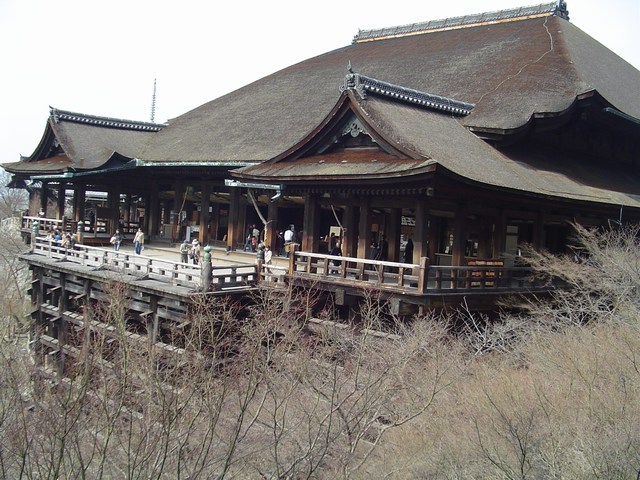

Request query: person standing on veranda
[
  {"left": 179, "top": 239, "right": 190, "bottom": 263},
  {"left": 111, "top": 229, "right": 123, "bottom": 252},
  {"left": 133, "top": 228, "right": 145, "bottom": 255},
  {"left": 264, "top": 244, "right": 273, "bottom": 268},
  {"left": 190, "top": 239, "right": 201, "bottom": 265}
]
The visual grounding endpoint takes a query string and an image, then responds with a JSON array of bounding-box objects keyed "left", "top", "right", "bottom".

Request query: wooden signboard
[{"left": 466, "top": 258, "right": 504, "bottom": 287}]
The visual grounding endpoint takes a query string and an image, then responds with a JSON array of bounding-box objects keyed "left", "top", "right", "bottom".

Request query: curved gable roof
[{"left": 3, "top": 108, "right": 162, "bottom": 175}]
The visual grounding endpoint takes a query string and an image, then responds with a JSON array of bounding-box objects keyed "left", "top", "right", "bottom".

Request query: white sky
[{"left": 1, "top": 0, "right": 638, "bottom": 164}]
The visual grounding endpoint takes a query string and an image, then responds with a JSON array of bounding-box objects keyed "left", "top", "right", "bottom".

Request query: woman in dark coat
[{"left": 403, "top": 238, "right": 414, "bottom": 263}]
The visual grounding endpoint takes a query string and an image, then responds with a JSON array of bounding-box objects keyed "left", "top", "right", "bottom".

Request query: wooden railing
[
  {"left": 22, "top": 215, "right": 139, "bottom": 238},
  {"left": 290, "top": 251, "right": 547, "bottom": 294},
  {"left": 426, "top": 265, "right": 545, "bottom": 292},
  {"left": 22, "top": 216, "right": 65, "bottom": 234},
  {"left": 291, "top": 251, "right": 430, "bottom": 293},
  {"left": 30, "top": 237, "right": 259, "bottom": 291},
  {"left": 26, "top": 224, "right": 549, "bottom": 296}
]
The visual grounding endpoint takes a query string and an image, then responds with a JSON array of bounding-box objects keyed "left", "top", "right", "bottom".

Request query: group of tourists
[
  {"left": 108, "top": 226, "right": 203, "bottom": 264},
  {"left": 243, "top": 224, "right": 262, "bottom": 252},
  {"left": 109, "top": 227, "right": 145, "bottom": 254},
  {"left": 45, "top": 228, "right": 76, "bottom": 251},
  {"left": 180, "top": 238, "right": 201, "bottom": 265},
  {"left": 242, "top": 223, "right": 302, "bottom": 258},
  {"left": 107, "top": 224, "right": 414, "bottom": 268}
]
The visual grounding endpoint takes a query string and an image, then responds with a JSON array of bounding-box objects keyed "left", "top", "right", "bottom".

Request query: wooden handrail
[
  {"left": 289, "top": 251, "right": 541, "bottom": 294},
  {"left": 30, "top": 237, "right": 259, "bottom": 291},
  {"left": 291, "top": 251, "right": 425, "bottom": 291}
]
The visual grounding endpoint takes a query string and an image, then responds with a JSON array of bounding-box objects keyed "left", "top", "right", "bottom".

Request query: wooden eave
[
  {"left": 470, "top": 90, "right": 640, "bottom": 145},
  {"left": 23, "top": 119, "right": 61, "bottom": 162},
  {"left": 260, "top": 163, "right": 439, "bottom": 186},
  {"left": 433, "top": 159, "right": 640, "bottom": 213},
  {"left": 468, "top": 94, "right": 587, "bottom": 145}
]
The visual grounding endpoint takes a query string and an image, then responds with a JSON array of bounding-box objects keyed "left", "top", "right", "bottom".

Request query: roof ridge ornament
[
  {"left": 353, "top": 1, "right": 569, "bottom": 43},
  {"left": 340, "top": 65, "right": 474, "bottom": 116},
  {"left": 555, "top": 0, "right": 569, "bottom": 20}
]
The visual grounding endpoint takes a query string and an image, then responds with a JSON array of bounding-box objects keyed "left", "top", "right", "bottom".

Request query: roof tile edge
[
  {"left": 340, "top": 68, "right": 475, "bottom": 116},
  {"left": 353, "top": 1, "right": 569, "bottom": 43},
  {"left": 50, "top": 107, "right": 166, "bottom": 132}
]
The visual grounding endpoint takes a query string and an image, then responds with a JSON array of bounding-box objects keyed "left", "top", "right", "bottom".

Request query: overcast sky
[{"left": 1, "top": 0, "right": 638, "bottom": 165}]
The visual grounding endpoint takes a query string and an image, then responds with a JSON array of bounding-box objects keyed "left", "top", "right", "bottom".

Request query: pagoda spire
[{"left": 150, "top": 78, "right": 157, "bottom": 123}]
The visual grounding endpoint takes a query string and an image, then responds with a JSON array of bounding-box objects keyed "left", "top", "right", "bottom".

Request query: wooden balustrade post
[
  {"left": 76, "top": 221, "right": 84, "bottom": 245},
  {"left": 256, "top": 259, "right": 263, "bottom": 284},
  {"left": 31, "top": 221, "right": 39, "bottom": 252},
  {"left": 288, "top": 244, "right": 297, "bottom": 274},
  {"left": 417, "top": 257, "right": 429, "bottom": 294},
  {"left": 172, "top": 264, "right": 179, "bottom": 284},
  {"left": 202, "top": 246, "right": 212, "bottom": 291}
]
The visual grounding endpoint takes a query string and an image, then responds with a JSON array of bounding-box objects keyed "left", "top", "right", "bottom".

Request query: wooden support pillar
[
  {"left": 173, "top": 184, "right": 184, "bottom": 241},
  {"left": 210, "top": 203, "right": 220, "bottom": 242},
  {"left": 427, "top": 217, "right": 440, "bottom": 264},
  {"left": 302, "top": 193, "right": 321, "bottom": 253},
  {"left": 124, "top": 194, "right": 132, "bottom": 222},
  {"left": 174, "top": 184, "right": 184, "bottom": 218},
  {"left": 477, "top": 216, "right": 494, "bottom": 259},
  {"left": 357, "top": 198, "right": 371, "bottom": 259},
  {"left": 142, "top": 194, "right": 150, "bottom": 235},
  {"left": 386, "top": 208, "right": 401, "bottom": 262},
  {"left": 451, "top": 206, "right": 467, "bottom": 266},
  {"left": 493, "top": 209, "right": 507, "bottom": 258},
  {"left": 81, "top": 279, "right": 92, "bottom": 366},
  {"left": 533, "top": 211, "right": 544, "bottom": 250},
  {"left": 57, "top": 273, "right": 67, "bottom": 377},
  {"left": 56, "top": 183, "right": 66, "bottom": 220},
  {"left": 72, "top": 187, "right": 86, "bottom": 222},
  {"left": 226, "top": 188, "right": 244, "bottom": 251},
  {"left": 108, "top": 185, "right": 121, "bottom": 233},
  {"left": 199, "top": 183, "right": 211, "bottom": 245},
  {"left": 146, "top": 295, "right": 159, "bottom": 345},
  {"left": 72, "top": 187, "right": 79, "bottom": 221},
  {"left": 31, "top": 268, "right": 45, "bottom": 367},
  {"left": 148, "top": 185, "right": 161, "bottom": 240},
  {"left": 413, "top": 200, "right": 429, "bottom": 263},
  {"left": 153, "top": 188, "right": 162, "bottom": 239},
  {"left": 265, "top": 201, "right": 279, "bottom": 250},
  {"left": 40, "top": 181, "right": 48, "bottom": 216},
  {"left": 343, "top": 204, "right": 358, "bottom": 258}
]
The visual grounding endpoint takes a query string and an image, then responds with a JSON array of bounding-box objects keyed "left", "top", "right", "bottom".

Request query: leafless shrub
[
  {"left": 0, "top": 172, "right": 27, "bottom": 220},
  {"left": 523, "top": 223, "right": 640, "bottom": 327},
  {"left": 0, "top": 218, "right": 30, "bottom": 337},
  {"left": 0, "top": 280, "right": 456, "bottom": 478},
  {"left": 2, "top": 223, "right": 640, "bottom": 478}
]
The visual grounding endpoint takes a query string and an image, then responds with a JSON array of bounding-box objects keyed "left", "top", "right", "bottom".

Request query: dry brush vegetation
[{"left": 0, "top": 217, "right": 639, "bottom": 479}]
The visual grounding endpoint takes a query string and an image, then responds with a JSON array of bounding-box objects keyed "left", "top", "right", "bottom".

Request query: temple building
[{"left": 4, "top": 1, "right": 640, "bottom": 268}]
